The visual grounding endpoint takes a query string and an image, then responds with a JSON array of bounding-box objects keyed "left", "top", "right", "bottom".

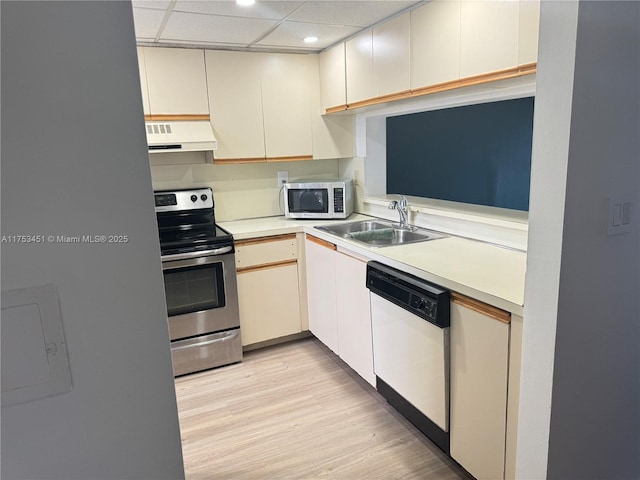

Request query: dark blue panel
[{"left": 386, "top": 97, "right": 534, "bottom": 211}]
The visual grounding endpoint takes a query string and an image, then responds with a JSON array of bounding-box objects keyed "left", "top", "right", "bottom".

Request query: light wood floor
[{"left": 174, "top": 337, "right": 472, "bottom": 480}]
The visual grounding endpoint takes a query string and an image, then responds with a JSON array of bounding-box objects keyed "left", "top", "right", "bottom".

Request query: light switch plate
[{"left": 607, "top": 195, "right": 633, "bottom": 236}]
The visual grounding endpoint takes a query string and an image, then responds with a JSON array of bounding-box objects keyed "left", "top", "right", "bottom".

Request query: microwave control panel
[{"left": 333, "top": 188, "right": 344, "bottom": 213}]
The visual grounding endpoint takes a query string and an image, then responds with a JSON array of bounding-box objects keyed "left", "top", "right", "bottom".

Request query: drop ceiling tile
[
  {"left": 132, "top": 0, "right": 171, "bottom": 10},
  {"left": 257, "top": 21, "right": 361, "bottom": 50},
  {"left": 161, "top": 11, "right": 279, "bottom": 45},
  {"left": 133, "top": 7, "right": 167, "bottom": 39},
  {"left": 286, "top": 1, "right": 420, "bottom": 28},
  {"left": 173, "top": 1, "right": 304, "bottom": 20}
]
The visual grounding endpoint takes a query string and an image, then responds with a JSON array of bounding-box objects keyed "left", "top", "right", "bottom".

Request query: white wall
[
  {"left": 1, "top": 2, "right": 185, "bottom": 479},
  {"left": 518, "top": 1, "right": 640, "bottom": 478}
]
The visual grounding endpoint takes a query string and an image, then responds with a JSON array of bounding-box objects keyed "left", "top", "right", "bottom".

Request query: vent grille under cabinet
[
  {"left": 147, "top": 123, "right": 173, "bottom": 135},
  {"left": 144, "top": 120, "right": 217, "bottom": 153}
]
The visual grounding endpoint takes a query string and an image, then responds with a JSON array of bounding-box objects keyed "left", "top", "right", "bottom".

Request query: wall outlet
[{"left": 277, "top": 171, "right": 288, "bottom": 187}]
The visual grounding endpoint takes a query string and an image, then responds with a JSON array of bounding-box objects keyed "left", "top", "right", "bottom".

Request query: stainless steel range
[{"left": 155, "top": 188, "right": 242, "bottom": 376}]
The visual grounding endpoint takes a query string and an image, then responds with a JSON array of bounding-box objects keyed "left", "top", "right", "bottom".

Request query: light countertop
[{"left": 219, "top": 214, "right": 526, "bottom": 316}]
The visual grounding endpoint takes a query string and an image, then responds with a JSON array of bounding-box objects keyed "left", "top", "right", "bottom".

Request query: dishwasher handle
[{"left": 366, "top": 261, "right": 450, "bottom": 328}]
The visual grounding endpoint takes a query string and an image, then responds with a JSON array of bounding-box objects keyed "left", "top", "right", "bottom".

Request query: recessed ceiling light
[
  {"left": 303, "top": 36, "right": 319, "bottom": 44},
  {"left": 236, "top": 0, "right": 255, "bottom": 6}
]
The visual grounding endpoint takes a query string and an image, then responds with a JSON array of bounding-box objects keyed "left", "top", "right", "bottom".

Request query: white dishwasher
[{"left": 367, "top": 261, "right": 451, "bottom": 453}]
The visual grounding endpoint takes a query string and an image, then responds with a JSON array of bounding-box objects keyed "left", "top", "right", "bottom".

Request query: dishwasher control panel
[
  {"left": 409, "top": 295, "right": 438, "bottom": 320},
  {"left": 366, "top": 261, "right": 450, "bottom": 328}
]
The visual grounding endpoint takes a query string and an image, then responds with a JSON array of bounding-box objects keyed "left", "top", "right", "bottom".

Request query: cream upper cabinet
[
  {"left": 346, "top": 29, "right": 375, "bottom": 105},
  {"left": 373, "top": 12, "right": 411, "bottom": 98},
  {"left": 450, "top": 296, "right": 510, "bottom": 480},
  {"left": 206, "top": 51, "right": 313, "bottom": 161},
  {"left": 136, "top": 47, "right": 150, "bottom": 115},
  {"left": 460, "top": 0, "right": 520, "bottom": 78},
  {"left": 346, "top": 14, "right": 411, "bottom": 105},
  {"left": 261, "top": 53, "right": 313, "bottom": 159},
  {"left": 206, "top": 50, "right": 265, "bottom": 160},
  {"left": 319, "top": 43, "right": 347, "bottom": 112},
  {"left": 309, "top": 54, "right": 354, "bottom": 159},
  {"left": 518, "top": 0, "right": 540, "bottom": 64},
  {"left": 411, "top": 0, "right": 461, "bottom": 90},
  {"left": 142, "top": 47, "right": 209, "bottom": 115}
]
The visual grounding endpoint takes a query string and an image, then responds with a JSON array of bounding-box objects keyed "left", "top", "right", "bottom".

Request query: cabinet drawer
[{"left": 235, "top": 234, "right": 297, "bottom": 269}]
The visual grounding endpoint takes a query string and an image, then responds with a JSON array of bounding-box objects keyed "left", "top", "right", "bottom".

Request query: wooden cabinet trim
[
  {"left": 346, "top": 89, "right": 412, "bottom": 110},
  {"left": 306, "top": 234, "right": 337, "bottom": 251},
  {"left": 237, "top": 259, "right": 297, "bottom": 274},
  {"left": 324, "top": 63, "right": 537, "bottom": 115},
  {"left": 325, "top": 105, "right": 349, "bottom": 114},
  {"left": 144, "top": 114, "right": 210, "bottom": 121},
  {"left": 411, "top": 62, "right": 537, "bottom": 99},
  {"left": 267, "top": 155, "right": 313, "bottom": 163},
  {"left": 451, "top": 292, "right": 511, "bottom": 324},
  {"left": 235, "top": 234, "right": 297, "bottom": 247},
  {"left": 213, "top": 155, "right": 313, "bottom": 165}
]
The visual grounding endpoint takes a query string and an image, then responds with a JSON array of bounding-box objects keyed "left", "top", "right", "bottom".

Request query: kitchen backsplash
[{"left": 150, "top": 153, "right": 348, "bottom": 221}]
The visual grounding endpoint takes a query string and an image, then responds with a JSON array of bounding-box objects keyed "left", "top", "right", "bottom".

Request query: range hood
[{"left": 145, "top": 120, "right": 217, "bottom": 153}]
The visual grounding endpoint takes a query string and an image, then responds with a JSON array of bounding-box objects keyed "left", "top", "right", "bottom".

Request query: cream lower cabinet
[
  {"left": 235, "top": 235, "right": 302, "bottom": 347},
  {"left": 334, "top": 249, "right": 375, "bottom": 386},
  {"left": 450, "top": 294, "right": 511, "bottom": 480},
  {"left": 305, "top": 236, "right": 338, "bottom": 353},
  {"left": 305, "top": 235, "right": 374, "bottom": 386}
]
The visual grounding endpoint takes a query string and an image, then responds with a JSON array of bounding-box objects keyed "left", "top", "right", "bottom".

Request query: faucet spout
[{"left": 388, "top": 195, "right": 409, "bottom": 228}]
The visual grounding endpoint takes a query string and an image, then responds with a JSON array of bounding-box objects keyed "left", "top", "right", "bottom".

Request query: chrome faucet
[{"left": 388, "top": 195, "right": 409, "bottom": 229}]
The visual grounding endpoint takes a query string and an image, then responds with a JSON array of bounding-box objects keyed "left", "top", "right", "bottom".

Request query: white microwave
[{"left": 284, "top": 179, "right": 354, "bottom": 219}]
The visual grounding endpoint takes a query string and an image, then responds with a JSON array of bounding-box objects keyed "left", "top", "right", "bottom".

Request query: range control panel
[{"left": 154, "top": 188, "right": 214, "bottom": 212}]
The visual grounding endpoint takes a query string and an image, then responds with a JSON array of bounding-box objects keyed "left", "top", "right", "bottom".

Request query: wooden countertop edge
[
  {"left": 305, "top": 233, "right": 337, "bottom": 251},
  {"left": 451, "top": 291, "right": 511, "bottom": 324},
  {"left": 235, "top": 233, "right": 297, "bottom": 246}
]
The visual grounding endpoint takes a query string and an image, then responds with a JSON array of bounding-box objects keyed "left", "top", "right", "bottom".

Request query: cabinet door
[
  {"left": 335, "top": 251, "right": 375, "bottom": 386},
  {"left": 319, "top": 43, "right": 347, "bottom": 111},
  {"left": 143, "top": 47, "right": 209, "bottom": 115},
  {"left": 136, "top": 47, "right": 150, "bottom": 115},
  {"left": 373, "top": 12, "right": 411, "bottom": 98},
  {"left": 346, "top": 29, "right": 374, "bottom": 105},
  {"left": 305, "top": 236, "right": 338, "bottom": 353},
  {"left": 450, "top": 298, "right": 510, "bottom": 480},
  {"left": 411, "top": 0, "right": 461, "bottom": 90},
  {"left": 237, "top": 264, "right": 302, "bottom": 346},
  {"left": 261, "top": 53, "right": 313, "bottom": 159},
  {"left": 206, "top": 50, "right": 265, "bottom": 160},
  {"left": 518, "top": 0, "right": 540, "bottom": 65},
  {"left": 309, "top": 54, "right": 355, "bottom": 160},
  {"left": 460, "top": 0, "right": 519, "bottom": 78}
]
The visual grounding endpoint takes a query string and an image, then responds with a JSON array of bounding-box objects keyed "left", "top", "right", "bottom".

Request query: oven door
[{"left": 161, "top": 246, "right": 240, "bottom": 341}]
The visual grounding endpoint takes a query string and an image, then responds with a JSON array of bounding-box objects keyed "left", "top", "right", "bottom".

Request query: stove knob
[
  {"left": 190, "top": 195, "right": 197, "bottom": 203},
  {"left": 201, "top": 194, "right": 208, "bottom": 202}
]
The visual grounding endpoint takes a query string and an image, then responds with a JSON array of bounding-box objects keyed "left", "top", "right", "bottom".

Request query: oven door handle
[
  {"left": 161, "top": 245, "right": 233, "bottom": 262},
  {"left": 171, "top": 330, "right": 240, "bottom": 351}
]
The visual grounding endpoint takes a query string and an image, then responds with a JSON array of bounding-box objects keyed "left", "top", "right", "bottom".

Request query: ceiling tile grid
[{"left": 133, "top": 0, "right": 424, "bottom": 52}]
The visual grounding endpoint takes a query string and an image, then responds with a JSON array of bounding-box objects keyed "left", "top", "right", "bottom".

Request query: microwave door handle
[{"left": 161, "top": 245, "right": 233, "bottom": 262}]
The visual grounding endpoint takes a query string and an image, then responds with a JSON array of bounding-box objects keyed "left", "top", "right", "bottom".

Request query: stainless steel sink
[{"left": 315, "top": 220, "right": 446, "bottom": 247}]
